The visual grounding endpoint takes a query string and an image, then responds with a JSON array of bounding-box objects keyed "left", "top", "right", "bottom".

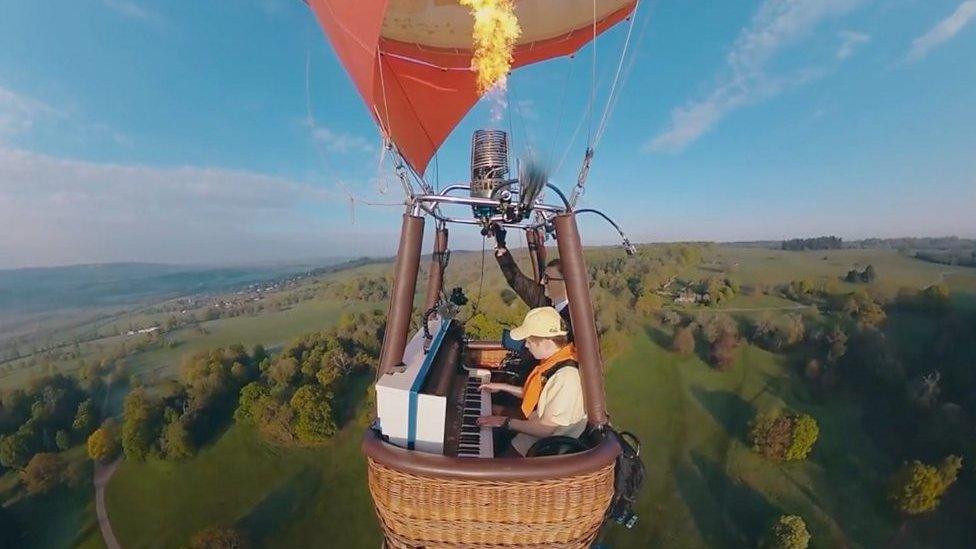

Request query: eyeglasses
[{"left": 541, "top": 273, "right": 564, "bottom": 284}]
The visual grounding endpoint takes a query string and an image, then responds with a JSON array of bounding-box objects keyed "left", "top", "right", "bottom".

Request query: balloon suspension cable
[
  {"left": 593, "top": 0, "right": 642, "bottom": 149},
  {"left": 570, "top": 0, "right": 644, "bottom": 210},
  {"left": 568, "top": 147, "right": 594, "bottom": 210},
  {"left": 575, "top": 208, "right": 637, "bottom": 256}
]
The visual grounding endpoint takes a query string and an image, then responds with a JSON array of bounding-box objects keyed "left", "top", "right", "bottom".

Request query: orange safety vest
[{"left": 520, "top": 343, "right": 578, "bottom": 417}]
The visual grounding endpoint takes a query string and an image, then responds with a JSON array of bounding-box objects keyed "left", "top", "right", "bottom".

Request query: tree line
[{"left": 781, "top": 236, "right": 843, "bottom": 251}]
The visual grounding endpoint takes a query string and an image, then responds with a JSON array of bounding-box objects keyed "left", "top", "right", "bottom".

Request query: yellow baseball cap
[{"left": 509, "top": 307, "right": 567, "bottom": 340}]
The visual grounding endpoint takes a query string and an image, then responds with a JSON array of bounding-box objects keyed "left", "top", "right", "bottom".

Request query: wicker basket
[{"left": 367, "top": 456, "right": 615, "bottom": 548}]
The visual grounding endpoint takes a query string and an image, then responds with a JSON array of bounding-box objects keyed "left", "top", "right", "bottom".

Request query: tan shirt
[{"left": 511, "top": 366, "right": 588, "bottom": 456}]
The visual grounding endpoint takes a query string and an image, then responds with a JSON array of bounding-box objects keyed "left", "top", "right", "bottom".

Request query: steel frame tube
[
  {"left": 413, "top": 194, "right": 564, "bottom": 213},
  {"left": 526, "top": 227, "right": 542, "bottom": 282},
  {"left": 554, "top": 213, "right": 609, "bottom": 426},
  {"left": 423, "top": 224, "right": 449, "bottom": 312},
  {"left": 377, "top": 213, "right": 425, "bottom": 379}
]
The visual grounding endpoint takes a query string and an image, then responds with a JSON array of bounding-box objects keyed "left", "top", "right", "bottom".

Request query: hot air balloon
[{"left": 304, "top": 1, "right": 644, "bottom": 547}]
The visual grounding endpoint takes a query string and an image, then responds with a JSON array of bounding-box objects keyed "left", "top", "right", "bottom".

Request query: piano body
[{"left": 375, "top": 316, "right": 500, "bottom": 457}]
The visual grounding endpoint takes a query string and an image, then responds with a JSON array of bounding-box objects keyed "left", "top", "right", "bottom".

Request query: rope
[
  {"left": 462, "top": 237, "right": 489, "bottom": 324},
  {"left": 553, "top": 90, "right": 595, "bottom": 178},
  {"left": 376, "top": 52, "right": 393, "bottom": 139},
  {"left": 594, "top": 0, "right": 644, "bottom": 148},
  {"left": 587, "top": 0, "right": 597, "bottom": 148},
  {"left": 473, "top": 236, "right": 487, "bottom": 317},
  {"left": 546, "top": 56, "right": 576, "bottom": 173},
  {"left": 382, "top": 56, "right": 437, "bottom": 195}
]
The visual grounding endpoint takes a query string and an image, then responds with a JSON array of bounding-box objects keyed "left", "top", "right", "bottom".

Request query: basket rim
[{"left": 363, "top": 428, "right": 620, "bottom": 482}]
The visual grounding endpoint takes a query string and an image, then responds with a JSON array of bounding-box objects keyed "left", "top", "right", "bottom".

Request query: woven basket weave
[{"left": 368, "top": 458, "right": 615, "bottom": 548}]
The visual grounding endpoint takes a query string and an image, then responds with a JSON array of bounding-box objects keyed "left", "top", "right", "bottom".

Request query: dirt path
[
  {"left": 685, "top": 304, "right": 814, "bottom": 313},
  {"left": 94, "top": 457, "right": 123, "bottom": 549}
]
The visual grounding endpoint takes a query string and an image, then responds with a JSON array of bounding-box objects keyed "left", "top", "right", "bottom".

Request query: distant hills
[
  {"left": 0, "top": 260, "right": 350, "bottom": 316},
  {"left": 725, "top": 236, "right": 976, "bottom": 266}
]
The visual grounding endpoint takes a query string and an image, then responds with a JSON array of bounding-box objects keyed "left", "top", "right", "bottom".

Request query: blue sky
[{"left": 0, "top": 0, "right": 974, "bottom": 268}]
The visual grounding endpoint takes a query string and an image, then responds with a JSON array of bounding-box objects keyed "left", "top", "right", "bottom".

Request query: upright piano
[{"left": 375, "top": 317, "right": 496, "bottom": 457}]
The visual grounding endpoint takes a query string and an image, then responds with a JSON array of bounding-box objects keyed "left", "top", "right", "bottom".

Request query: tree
[
  {"left": 786, "top": 415, "right": 819, "bottom": 461},
  {"left": 230, "top": 361, "right": 249, "bottom": 382},
  {"left": 188, "top": 525, "right": 252, "bottom": 549},
  {"left": 290, "top": 385, "right": 336, "bottom": 444},
  {"left": 234, "top": 382, "right": 270, "bottom": 424},
  {"left": 661, "top": 310, "right": 681, "bottom": 326},
  {"left": 847, "top": 325, "right": 904, "bottom": 385},
  {"left": 671, "top": 326, "right": 696, "bottom": 355},
  {"left": 268, "top": 357, "right": 300, "bottom": 387},
  {"left": 842, "top": 290, "right": 886, "bottom": 326},
  {"left": 160, "top": 417, "right": 195, "bottom": 460},
  {"left": 862, "top": 264, "right": 876, "bottom": 282},
  {"left": 782, "top": 314, "right": 806, "bottom": 347},
  {"left": 887, "top": 455, "right": 962, "bottom": 514},
  {"left": 748, "top": 410, "right": 819, "bottom": 461},
  {"left": 921, "top": 284, "right": 950, "bottom": 313},
  {"left": 256, "top": 400, "right": 296, "bottom": 445},
  {"left": 71, "top": 399, "right": 98, "bottom": 437},
  {"left": 823, "top": 324, "right": 848, "bottom": 364},
  {"left": 20, "top": 452, "right": 65, "bottom": 494},
  {"left": 55, "top": 429, "right": 71, "bottom": 451},
  {"left": 0, "top": 433, "right": 32, "bottom": 470},
  {"left": 251, "top": 344, "right": 268, "bottom": 365},
  {"left": 636, "top": 293, "right": 664, "bottom": 317},
  {"left": 709, "top": 332, "right": 739, "bottom": 370},
  {"left": 87, "top": 427, "right": 120, "bottom": 463},
  {"left": 121, "top": 389, "right": 161, "bottom": 461},
  {"left": 748, "top": 412, "right": 793, "bottom": 460},
  {"left": 762, "top": 515, "right": 811, "bottom": 549}
]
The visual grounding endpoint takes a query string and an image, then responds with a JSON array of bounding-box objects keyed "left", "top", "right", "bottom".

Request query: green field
[
  {"left": 600, "top": 330, "right": 896, "bottom": 547},
  {"left": 106, "top": 418, "right": 380, "bottom": 548},
  {"left": 97, "top": 326, "right": 925, "bottom": 548},
  {"left": 126, "top": 300, "right": 365, "bottom": 382},
  {"left": 4, "top": 247, "right": 975, "bottom": 548},
  {"left": 690, "top": 248, "right": 976, "bottom": 297}
]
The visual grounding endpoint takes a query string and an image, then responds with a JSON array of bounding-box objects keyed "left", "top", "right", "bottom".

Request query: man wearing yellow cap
[{"left": 477, "top": 307, "right": 587, "bottom": 456}]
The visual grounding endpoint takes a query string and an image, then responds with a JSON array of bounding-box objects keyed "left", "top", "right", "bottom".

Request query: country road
[
  {"left": 94, "top": 458, "right": 122, "bottom": 549},
  {"left": 674, "top": 304, "right": 815, "bottom": 313}
]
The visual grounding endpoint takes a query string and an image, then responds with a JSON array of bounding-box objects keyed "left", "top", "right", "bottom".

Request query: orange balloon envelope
[{"left": 307, "top": 0, "right": 636, "bottom": 175}]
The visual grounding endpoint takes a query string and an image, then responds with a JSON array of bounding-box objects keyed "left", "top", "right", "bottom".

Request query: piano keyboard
[{"left": 456, "top": 368, "right": 494, "bottom": 458}]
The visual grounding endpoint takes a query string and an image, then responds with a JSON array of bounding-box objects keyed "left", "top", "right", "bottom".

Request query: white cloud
[
  {"left": 836, "top": 30, "right": 870, "bottom": 59},
  {"left": 100, "top": 0, "right": 161, "bottom": 22},
  {"left": 0, "top": 147, "right": 364, "bottom": 268},
  {"left": 0, "top": 86, "right": 63, "bottom": 139},
  {"left": 304, "top": 117, "right": 375, "bottom": 154},
  {"left": 906, "top": 1, "right": 976, "bottom": 62},
  {"left": 647, "top": 0, "right": 861, "bottom": 153}
]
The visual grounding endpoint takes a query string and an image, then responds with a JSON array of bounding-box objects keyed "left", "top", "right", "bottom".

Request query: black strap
[{"left": 542, "top": 359, "right": 578, "bottom": 383}]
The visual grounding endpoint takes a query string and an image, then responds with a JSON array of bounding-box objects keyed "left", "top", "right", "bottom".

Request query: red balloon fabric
[{"left": 307, "top": 0, "right": 636, "bottom": 176}]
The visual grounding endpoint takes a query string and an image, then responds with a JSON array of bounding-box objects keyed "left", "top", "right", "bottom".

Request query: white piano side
[{"left": 375, "top": 317, "right": 448, "bottom": 454}]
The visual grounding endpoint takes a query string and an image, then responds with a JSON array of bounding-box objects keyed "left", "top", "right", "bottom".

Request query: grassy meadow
[{"left": 3, "top": 245, "right": 975, "bottom": 548}]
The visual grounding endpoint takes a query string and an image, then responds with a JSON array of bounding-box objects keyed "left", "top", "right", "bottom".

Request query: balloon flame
[{"left": 459, "top": 0, "right": 522, "bottom": 95}]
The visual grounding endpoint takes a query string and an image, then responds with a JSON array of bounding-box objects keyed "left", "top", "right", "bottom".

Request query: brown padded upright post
[
  {"left": 423, "top": 225, "right": 448, "bottom": 312},
  {"left": 377, "top": 213, "right": 425, "bottom": 379},
  {"left": 554, "top": 213, "right": 609, "bottom": 426}
]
